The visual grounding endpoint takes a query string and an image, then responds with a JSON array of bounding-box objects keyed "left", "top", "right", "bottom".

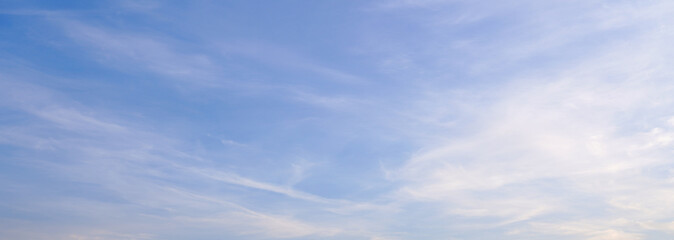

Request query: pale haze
[{"left": 2, "top": 1, "right": 674, "bottom": 239}]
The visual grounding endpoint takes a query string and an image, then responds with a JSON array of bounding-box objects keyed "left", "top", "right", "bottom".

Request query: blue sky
[{"left": 2, "top": 0, "right": 674, "bottom": 239}]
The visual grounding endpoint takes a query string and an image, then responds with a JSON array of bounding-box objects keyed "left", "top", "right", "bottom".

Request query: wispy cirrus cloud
[
  {"left": 4, "top": 1, "right": 674, "bottom": 239},
  {"left": 378, "top": 1, "right": 674, "bottom": 238},
  {"left": 58, "top": 20, "right": 220, "bottom": 85},
  {"left": 0, "top": 76, "right": 358, "bottom": 239}
]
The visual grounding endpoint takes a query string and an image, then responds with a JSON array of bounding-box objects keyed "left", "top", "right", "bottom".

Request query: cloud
[
  {"left": 57, "top": 20, "right": 220, "bottom": 86},
  {"left": 378, "top": 0, "right": 674, "bottom": 237},
  {"left": 219, "top": 41, "right": 366, "bottom": 85},
  {"left": 4, "top": 1, "right": 674, "bottom": 239},
  {"left": 520, "top": 220, "right": 645, "bottom": 240},
  {"left": 186, "top": 167, "right": 345, "bottom": 204},
  {"left": 0, "top": 75, "right": 356, "bottom": 239},
  {"left": 56, "top": 18, "right": 369, "bottom": 112}
]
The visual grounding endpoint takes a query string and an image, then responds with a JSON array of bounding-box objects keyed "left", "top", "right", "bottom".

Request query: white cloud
[
  {"left": 218, "top": 41, "right": 366, "bottom": 85},
  {"left": 0, "top": 76, "right": 354, "bottom": 238},
  {"left": 57, "top": 20, "right": 220, "bottom": 86},
  {"left": 5, "top": 1, "right": 674, "bottom": 239},
  {"left": 385, "top": 0, "right": 674, "bottom": 236}
]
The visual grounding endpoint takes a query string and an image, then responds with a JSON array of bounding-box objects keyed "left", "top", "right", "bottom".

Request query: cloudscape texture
[{"left": 2, "top": 0, "right": 674, "bottom": 239}]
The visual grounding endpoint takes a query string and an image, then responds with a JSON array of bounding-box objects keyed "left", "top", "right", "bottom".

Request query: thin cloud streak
[{"left": 0, "top": 73, "right": 387, "bottom": 239}]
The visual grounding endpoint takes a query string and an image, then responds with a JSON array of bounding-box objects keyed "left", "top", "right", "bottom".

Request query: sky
[{"left": 2, "top": 0, "right": 674, "bottom": 239}]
